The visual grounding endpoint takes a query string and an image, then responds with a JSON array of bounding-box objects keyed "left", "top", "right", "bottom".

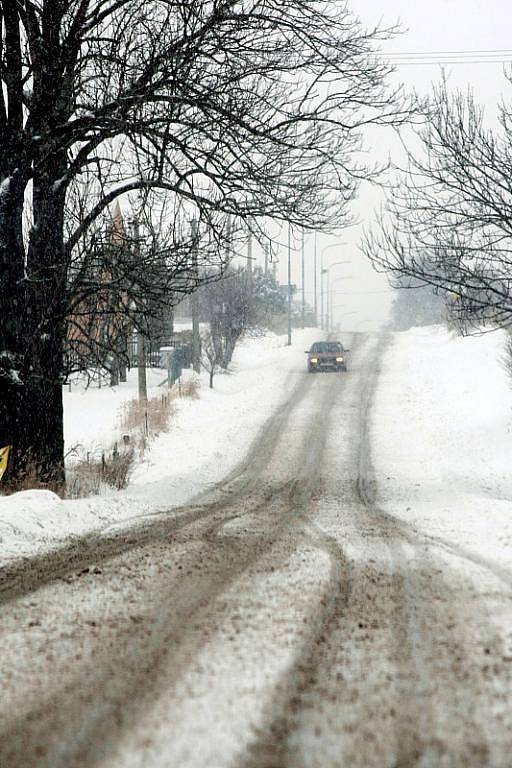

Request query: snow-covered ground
[
  {"left": 4, "top": 323, "right": 512, "bottom": 578},
  {"left": 372, "top": 325, "right": 512, "bottom": 573},
  {"left": 63, "top": 368, "right": 167, "bottom": 455},
  {"left": 0, "top": 329, "right": 319, "bottom": 563},
  {"left": 4, "top": 325, "right": 512, "bottom": 766}
]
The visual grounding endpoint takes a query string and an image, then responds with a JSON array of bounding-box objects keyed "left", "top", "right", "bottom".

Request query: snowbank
[{"left": 372, "top": 325, "right": 512, "bottom": 571}]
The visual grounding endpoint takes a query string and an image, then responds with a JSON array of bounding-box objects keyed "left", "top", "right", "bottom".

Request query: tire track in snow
[
  {"left": 236, "top": 333, "right": 512, "bottom": 768},
  {"left": 0, "top": 367, "right": 317, "bottom": 608},
  {"left": 236, "top": 333, "right": 382, "bottom": 768},
  {"left": 0, "top": 356, "right": 343, "bottom": 768},
  {"left": 356, "top": 340, "right": 512, "bottom": 764}
]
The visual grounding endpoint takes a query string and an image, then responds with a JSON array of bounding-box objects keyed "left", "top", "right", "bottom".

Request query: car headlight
[
  {"left": 336, "top": 356, "right": 344, "bottom": 362},
  {"left": 310, "top": 357, "right": 318, "bottom": 363}
]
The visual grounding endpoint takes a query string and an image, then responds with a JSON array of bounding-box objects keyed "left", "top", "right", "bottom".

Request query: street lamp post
[
  {"left": 330, "top": 308, "right": 357, "bottom": 332},
  {"left": 329, "top": 275, "right": 353, "bottom": 330},
  {"left": 321, "top": 266, "right": 325, "bottom": 331},
  {"left": 320, "top": 242, "right": 347, "bottom": 330},
  {"left": 314, "top": 232, "right": 318, "bottom": 326},
  {"left": 287, "top": 222, "right": 292, "bottom": 346},
  {"left": 301, "top": 229, "right": 305, "bottom": 329},
  {"left": 323, "top": 261, "right": 351, "bottom": 332}
]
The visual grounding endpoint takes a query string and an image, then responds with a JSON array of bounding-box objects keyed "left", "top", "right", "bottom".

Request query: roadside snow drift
[{"left": 372, "top": 325, "right": 512, "bottom": 571}]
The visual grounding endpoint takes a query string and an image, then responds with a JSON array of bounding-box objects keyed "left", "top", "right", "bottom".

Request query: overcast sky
[{"left": 269, "top": 0, "right": 512, "bottom": 332}]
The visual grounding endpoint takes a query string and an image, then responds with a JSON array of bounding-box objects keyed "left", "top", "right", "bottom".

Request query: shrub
[
  {"left": 120, "top": 393, "right": 174, "bottom": 437},
  {"left": 65, "top": 444, "right": 134, "bottom": 498}
]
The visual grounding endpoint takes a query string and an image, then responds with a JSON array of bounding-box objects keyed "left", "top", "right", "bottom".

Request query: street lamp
[
  {"left": 301, "top": 229, "right": 305, "bottom": 329},
  {"left": 287, "top": 222, "right": 292, "bottom": 346},
  {"left": 329, "top": 305, "right": 356, "bottom": 331},
  {"left": 314, "top": 232, "right": 318, "bottom": 326},
  {"left": 329, "top": 274, "right": 352, "bottom": 309},
  {"left": 320, "top": 242, "right": 347, "bottom": 330},
  {"left": 328, "top": 275, "right": 353, "bottom": 331},
  {"left": 323, "top": 261, "right": 351, "bottom": 332}
]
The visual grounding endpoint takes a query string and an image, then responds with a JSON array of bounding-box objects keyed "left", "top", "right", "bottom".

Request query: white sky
[{"left": 264, "top": 0, "right": 512, "bottom": 332}]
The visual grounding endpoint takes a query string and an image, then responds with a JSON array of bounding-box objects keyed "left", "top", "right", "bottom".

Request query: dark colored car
[{"left": 306, "top": 341, "right": 348, "bottom": 372}]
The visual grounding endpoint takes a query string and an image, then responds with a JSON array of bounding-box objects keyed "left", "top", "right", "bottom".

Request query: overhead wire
[
  {"left": 381, "top": 48, "right": 512, "bottom": 66},
  {"left": 387, "top": 49, "right": 512, "bottom": 56}
]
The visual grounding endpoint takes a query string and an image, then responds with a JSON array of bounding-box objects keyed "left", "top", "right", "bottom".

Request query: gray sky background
[{"left": 268, "top": 0, "right": 512, "bottom": 332}]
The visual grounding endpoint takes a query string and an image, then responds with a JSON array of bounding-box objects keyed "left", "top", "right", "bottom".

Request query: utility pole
[
  {"left": 326, "top": 276, "right": 330, "bottom": 333},
  {"left": 324, "top": 261, "right": 351, "bottom": 334},
  {"left": 301, "top": 229, "right": 305, "bottom": 329},
  {"left": 320, "top": 257, "right": 325, "bottom": 331},
  {"left": 191, "top": 217, "right": 201, "bottom": 374},
  {"left": 320, "top": 242, "right": 348, "bottom": 333},
  {"left": 247, "top": 224, "right": 253, "bottom": 283},
  {"left": 264, "top": 241, "right": 269, "bottom": 275},
  {"left": 314, "top": 232, "right": 318, "bottom": 327},
  {"left": 287, "top": 222, "right": 292, "bottom": 346},
  {"left": 132, "top": 216, "right": 147, "bottom": 402}
]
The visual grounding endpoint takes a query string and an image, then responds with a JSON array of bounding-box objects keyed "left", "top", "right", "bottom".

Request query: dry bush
[
  {"left": 64, "top": 378, "right": 199, "bottom": 499},
  {"left": 101, "top": 448, "right": 134, "bottom": 490},
  {"left": 66, "top": 446, "right": 134, "bottom": 498},
  {"left": 180, "top": 377, "right": 200, "bottom": 399},
  {"left": 65, "top": 458, "right": 103, "bottom": 498},
  {"left": 120, "top": 393, "right": 174, "bottom": 437}
]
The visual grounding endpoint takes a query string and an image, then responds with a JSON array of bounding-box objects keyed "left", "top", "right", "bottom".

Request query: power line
[
  {"left": 382, "top": 48, "right": 512, "bottom": 67},
  {"left": 330, "top": 290, "right": 391, "bottom": 295},
  {"left": 392, "top": 59, "right": 512, "bottom": 66},
  {"left": 386, "top": 48, "right": 512, "bottom": 57}
]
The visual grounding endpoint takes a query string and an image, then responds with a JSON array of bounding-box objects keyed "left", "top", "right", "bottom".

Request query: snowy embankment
[
  {"left": 372, "top": 325, "right": 512, "bottom": 573},
  {"left": 0, "top": 330, "right": 318, "bottom": 564}
]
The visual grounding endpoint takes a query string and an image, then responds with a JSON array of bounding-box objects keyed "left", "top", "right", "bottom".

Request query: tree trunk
[
  {"left": 0, "top": 174, "right": 27, "bottom": 488},
  {"left": 222, "top": 333, "right": 239, "bottom": 368},
  {"left": 110, "top": 362, "right": 120, "bottom": 387},
  {"left": 19, "top": 157, "right": 69, "bottom": 488}
]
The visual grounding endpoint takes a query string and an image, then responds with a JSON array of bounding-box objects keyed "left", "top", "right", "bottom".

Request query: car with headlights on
[{"left": 306, "top": 341, "right": 348, "bottom": 372}]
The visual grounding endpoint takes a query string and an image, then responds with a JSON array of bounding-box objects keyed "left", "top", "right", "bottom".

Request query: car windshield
[{"left": 311, "top": 342, "right": 343, "bottom": 354}]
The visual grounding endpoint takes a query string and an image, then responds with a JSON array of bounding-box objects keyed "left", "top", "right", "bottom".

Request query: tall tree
[
  {"left": 364, "top": 77, "right": 512, "bottom": 332},
  {"left": 0, "top": 0, "right": 406, "bottom": 487}
]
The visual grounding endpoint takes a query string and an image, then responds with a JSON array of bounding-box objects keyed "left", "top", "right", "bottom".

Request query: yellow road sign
[{"left": 0, "top": 445, "right": 11, "bottom": 481}]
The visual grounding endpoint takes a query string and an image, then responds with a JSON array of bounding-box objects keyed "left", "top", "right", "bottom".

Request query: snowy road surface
[{"left": 2, "top": 332, "right": 512, "bottom": 767}]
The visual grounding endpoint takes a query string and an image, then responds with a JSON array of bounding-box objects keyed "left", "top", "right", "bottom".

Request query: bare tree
[
  {"left": 364, "top": 77, "right": 512, "bottom": 333},
  {"left": 64, "top": 205, "right": 222, "bottom": 379},
  {"left": 0, "top": 0, "right": 408, "bottom": 486},
  {"left": 200, "top": 329, "right": 221, "bottom": 389},
  {"left": 200, "top": 264, "right": 288, "bottom": 377},
  {"left": 200, "top": 267, "right": 251, "bottom": 368}
]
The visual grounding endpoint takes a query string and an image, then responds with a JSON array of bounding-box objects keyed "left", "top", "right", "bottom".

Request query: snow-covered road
[{"left": 1, "top": 331, "right": 512, "bottom": 767}]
